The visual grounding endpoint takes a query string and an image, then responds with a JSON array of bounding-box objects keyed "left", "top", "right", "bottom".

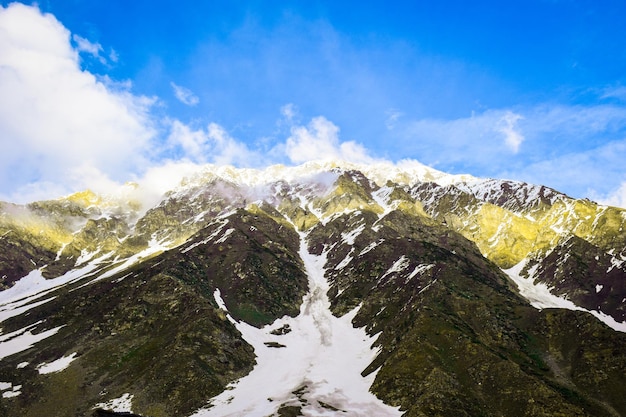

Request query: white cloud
[
  {"left": 166, "top": 120, "right": 260, "bottom": 166},
  {"left": 206, "top": 123, "right": 258, "bottom": 166},
  {"left": 129, "top": 160, "right": 205, "bottom": 211},
  {"left": 497, "top": 111, "right": 524, "bottom": 152},
  {"left": 167, "top": 120, "right": 209, "bottom": 162},
  {"left": 0, "top": 3, "right": 156, "bottom": 203},
  {"left": 275, "top": 103, "right": 300, "bottom": 134},
  {"left": 285, "top": 116, "right": 375, "bottom": 164},
  {"left": 171, "top": 82, "right": 199, "bottom": 106},
  {"left": 72, "top": 34, "right": 103, "bottom": 57},
  {"left": 0, "top": 5, "right": 377, "bottom": 207},
  {"left": 521, "top": 104, "right": 626, "bottom": 141},
  {"left": 109, "top": 48, "right": 119, "bottom": 63},
  {"left": 281, "top": 103, "right": 297, "bottom": 121}
]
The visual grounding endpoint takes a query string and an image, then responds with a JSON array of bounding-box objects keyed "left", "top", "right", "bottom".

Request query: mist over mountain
[{"left": 1, "top": 160, "right": 625, "bottom": 417}]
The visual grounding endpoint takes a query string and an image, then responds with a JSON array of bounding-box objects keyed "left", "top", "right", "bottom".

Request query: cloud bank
[
  {"left": 0, "top": 3, "right": 382, "bottom": 205},
  {"left": 0, "top": 3, "right": 155, "bottom": 202},
  {"left": 1, "top": 3, "right": 625, "bottom": 211}
]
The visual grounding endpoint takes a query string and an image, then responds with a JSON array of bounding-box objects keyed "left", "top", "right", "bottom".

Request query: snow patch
[
  {"left": 36, "top": 352, "right": 78, "bottom": 374},
  {"left": 1, "top": 383, "right": 21, "bottom": 398},
  {"left": 82, "top": 236, "right": 172, "bottom": 287},
  {"left": 76, "top": 248, "right": 101, "bottom": 265},
  {"left": 406, "top": 264, "right": 435, "bottom": 283},
  {"left": 0, "top": 297, "right": 56, "bottom": 323},
  {"left": 335, "top": 249, "right": 355, "bottom": 271},
  {"left": 341, "top": 223, "right": 365, "bottom": 246},
  {"left": 607, "top": 255, "right": 625, "bottom": 273},
  {"left": 215, "top": 228, "right": 235, "bottom": 244},
  {"left": 377, "top": 256, "right": 410, "bottom": 284},
  {"left": 94, "top": 393, "right": 134, "bottom": 413},
  {"left": 359, "top": 239, "right": 383, "bottom": 256},
  {"left": 371, "top": 186, "right": 395, "bottom": 216},
  {"left": 505, "top": 261, "right": 626, "bottom": 332},
  {"left": 596, "top": 284, "right": 603, "bottom": 293},
  {"left": 181, "top": 220, "right": 229, "bottom": 253},
  {"left": 0, "top": 253, "right": 111, "bottom": 318},
  {"left": 418, "top": 279, "right": 438, "bottom": 295},
  {"left": 213, "top": 289, "right": 228, "bottom": 312},
  {"left": 0, "top": 322, "right": 65, "bottom": 360}
]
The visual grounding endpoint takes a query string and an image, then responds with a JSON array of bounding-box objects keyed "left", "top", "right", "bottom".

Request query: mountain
[{"left": 0, "top": 160, "right": 625, "bottom": 417}]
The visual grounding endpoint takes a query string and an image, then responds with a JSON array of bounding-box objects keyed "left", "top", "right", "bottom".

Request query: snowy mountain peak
[{"left": 172, "top": 159, "right": 475, "bottom": 193}]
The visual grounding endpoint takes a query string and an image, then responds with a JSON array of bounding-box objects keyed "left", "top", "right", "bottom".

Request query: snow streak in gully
[{"left": 192, "top": 232, "right": 401, "bottom": 417}]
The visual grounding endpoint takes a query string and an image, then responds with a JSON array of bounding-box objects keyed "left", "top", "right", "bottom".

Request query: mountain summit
[{"left": 1, "top": 161, "right": 625, "bottom": 417}]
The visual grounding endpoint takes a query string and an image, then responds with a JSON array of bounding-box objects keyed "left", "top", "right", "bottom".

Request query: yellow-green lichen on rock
[
  {"left": 65, "top": 189, "right": 102, "bottom": 207},
  {"left": 313, "top": 176, "right": 384, "bottom": 219},
  {"left": 378, "top": 184, "right": 432, "bottom": 219},
  {"left": 65, "top": 185, "right": 143, "bottom": 214},
  {"left": 456, "top": 203, "right": 559, "bottom": 269},
  {"left": 246, "top": 202, "right": 301, "bottom": 231},
  {"left": 439, "top": 194, "right": 626, "bottom": 269},
  {"left": 273, "top": 198, "right": 316, "bottom": 231},
  {"left": 0, "top": 207, "right": 76, "bottom": 250}
]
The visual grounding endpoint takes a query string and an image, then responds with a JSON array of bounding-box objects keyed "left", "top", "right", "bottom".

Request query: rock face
[{"left": 0, "top": 161, "right": 625, "bottom": 417}]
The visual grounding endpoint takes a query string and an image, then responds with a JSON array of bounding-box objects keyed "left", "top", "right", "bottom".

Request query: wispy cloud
[
  {"left": 72, "top": 34, "right": 102, "bottom": 57},
  {"left": 385, "top": 109, "right": 403, "bottom": 130},
  {"left": 280, "top": 103, "right": 297, "bottom": 122},
  {"left": 600, "top": 85, "right": 626, "bottom": 101},
  {"left": 497, "top": 111, "right": 524, "bottom": 153},
  {"left": 398, "top": 109, "right": 524, "bottom": 170},
  {"left": 599, "top": 182, "right": 626, "bottom": 209},
  {"left": 389, "top": 102, "right": 626, "bottom": 199},
  {"left": 109, "top": 48, "right": 119, "bottom": 63},
  {"left": 72, "top": 34, "right": 115, "bottom": 66},
  {"left": 500, "top": 138, "right": 626, "bottom": 202},
  {"left": 171, "top": 82, "right": 199, "bottom": 106}
]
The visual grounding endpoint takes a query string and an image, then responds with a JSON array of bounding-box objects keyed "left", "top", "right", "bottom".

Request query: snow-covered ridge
[
  {"left": 9, "top": 159, "right": 511, "bottom": 235},
  {"left": 455, "top": 178, "right": 566, "bottom": 210},
  {"left": 176, "top": 160, "right": 475, "bottom": 191}
]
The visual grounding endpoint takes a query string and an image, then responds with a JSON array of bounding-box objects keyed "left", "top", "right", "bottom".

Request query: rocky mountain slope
[{"left": 0, "top": 160, "right": 625, "bottom": 416}]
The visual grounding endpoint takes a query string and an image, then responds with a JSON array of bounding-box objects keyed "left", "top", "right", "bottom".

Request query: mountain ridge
[{"left": 1, "top": 160, "right": 625, "bottom": 416}]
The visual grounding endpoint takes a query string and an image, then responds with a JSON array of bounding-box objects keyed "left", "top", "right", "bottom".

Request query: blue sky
[{"left": 1, "top": 1, "right": 626, "bottom": 207}]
